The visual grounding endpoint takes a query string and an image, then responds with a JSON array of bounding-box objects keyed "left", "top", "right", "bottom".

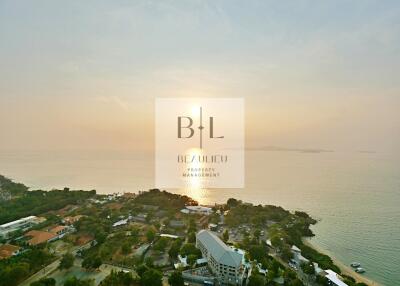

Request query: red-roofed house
[
  {"left": 0, "top": 244, "right": 21, "bottom": 259},
  {"left": 25, "top": 230, "right": 57, "bottom": 246}
]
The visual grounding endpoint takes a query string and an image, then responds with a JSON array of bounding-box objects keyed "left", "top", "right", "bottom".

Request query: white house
[
  {"left": 291, "top": 245, "right": 309, "bottom": 264},
  {"left": 324, "top": 270, "right": 349, "bottom": 286}
]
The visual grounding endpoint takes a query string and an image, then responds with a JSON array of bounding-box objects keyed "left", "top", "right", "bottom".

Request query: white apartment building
[
  {"left": 196, "top": 230, "right": 245, "bottom": 285},
  {"left": 0, "top": 216, "right": 43, "bottom": 238}
]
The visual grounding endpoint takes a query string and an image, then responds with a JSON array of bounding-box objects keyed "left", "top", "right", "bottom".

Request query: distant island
[
  {"left": 247, "top": 146, "right": 334, "bottom": 154},
  {"left": 0, "top": 175, "right": 371, "bottom": 286}
]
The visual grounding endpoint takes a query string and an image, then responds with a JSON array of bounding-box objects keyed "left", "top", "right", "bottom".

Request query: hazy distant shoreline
[{"left": 247, "top": 146, "right": 334, "bottom": 153}]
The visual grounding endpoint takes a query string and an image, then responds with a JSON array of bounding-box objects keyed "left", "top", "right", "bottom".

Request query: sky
[{"left": 0, "top": 0, "right": 399, "bottom": 154}]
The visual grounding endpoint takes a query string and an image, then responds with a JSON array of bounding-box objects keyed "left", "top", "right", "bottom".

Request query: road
[
  {"left": 19, "top": 241, "right": 93, "bottom": 286},
  {"left": 19, "top": 259, "right": 61, "bottom": 286}
]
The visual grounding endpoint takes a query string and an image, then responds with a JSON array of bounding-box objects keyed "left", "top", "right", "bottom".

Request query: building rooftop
[
  {"left": 186, "top": 205, "right": 212, "bottom": 211},
  {"left": 49, "top": 225, "right": 67, "bottom": 234},
  {"left": 0, "top": 216, "right": 37, "bottom": 229},
  {"left": 160, "top": 234, "right": 179, "bottom": 239},
  {"left": 0, "top": 244, "right": 21, "bottom": 259},
  {"left": 63, "top": 215, "right": 83, "bottom": 224},
  {"left": 291, "top": 245, "right": 301, "bottom": 252},
  {"left": 324, "top": 270, "right": 349, "bottom": 286},
  {"left": 25, "top": 230, "right": 56, "bottom": 245},
  {"left": 197, "top": 230, "right": 243, "bottom": 267},
  {"left": 112, "top": 219, "right": 128, "bottom": 227}
]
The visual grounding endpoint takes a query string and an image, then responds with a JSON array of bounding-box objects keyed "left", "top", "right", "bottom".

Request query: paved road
[
  {"left": 19, "top": 242, "right": 93, "bottom": 286},
  {"left": 19, "top": 259, "right": 61, "bottom": 286}
]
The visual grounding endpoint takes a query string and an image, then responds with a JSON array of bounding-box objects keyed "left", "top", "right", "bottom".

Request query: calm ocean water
[{"left": 0, "top": 150, "right": 399, "bottom": 285}]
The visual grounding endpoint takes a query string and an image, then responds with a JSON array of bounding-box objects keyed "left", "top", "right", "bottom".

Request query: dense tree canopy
[
  {"left": 0, "top": 249, "right": 54, "bottom": 286},
  {"left": 100, "top": 270, "right": 139, "bottom": 286},
  {"left": 0, "top": 188, "right": 95, "bottom": 224},
  {"left": 30, "top": 278, "right": 56, "bottom": 286},
  {"left": 59, "top": 253, "right": 75, "bottom": 270},
  {"left": 140, "top": 269, "right": 162, "bottom": 286},
  {"left": 134, "top": 189, "right": 197, "bottom": 210},
  {"left": 168, "top": 271, "right": 184, "bottom": 286}
]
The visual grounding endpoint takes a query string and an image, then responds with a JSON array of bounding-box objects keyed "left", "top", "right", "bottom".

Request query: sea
[{"left": 0, "top": 149, "right": 399, "bottom": 285}]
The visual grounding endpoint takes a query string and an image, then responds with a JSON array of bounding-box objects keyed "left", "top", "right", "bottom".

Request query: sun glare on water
[{"left": 181, "top": 147, "right": 207, "bottom": 203}]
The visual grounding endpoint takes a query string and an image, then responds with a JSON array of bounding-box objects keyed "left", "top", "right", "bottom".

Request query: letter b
[{"left": 178, "top": 117, "right": 194, "bottom": 138}]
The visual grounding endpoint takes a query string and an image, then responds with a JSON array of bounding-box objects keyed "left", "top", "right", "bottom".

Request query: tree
[
  {"left": 30, "top": 278, "right": 56, "bottom": 286},
  {"left": 180, "top": 243, "right": 201, "bottom": 258},
  {"left": 187, "top": 232, "right": 196, "bottom": 243},
  {"left": 59, "top": 253, "right": 74, "bottom": 270},
  {"left": 300, "top": 262, "right": 315, "bottom": 275},
  {"left": 226, "top": 198, "right": 240, "bottom": 208},
  {"left": 187, "top": 254, "right": 197, "bottom": 266},
  {"left": 95, "top": 230, "right": 107, "bottom": 244},
  {"left": 222, "top": 229, "right": 229, "bottom": 242},
  {"left": 153, "top": 237, "right": 168, "bottom": 251},
  {"left": 168, "top": 271, "right": 184, "bottom": 286},
  {"left": 0, "top": 263, "right": 30, "bottom": 286},
  {"left": 140, "top": 269, "right": 162, "bottom": 286},
  {"left": 169, "top": 239, "right": 182, "bottom": 258},
  {"left": 63, "top": 276, "right": 93, "bottom": 286},
  {"left": 82, "top": 256, "right": 102, "bottom": 270},
  {"left": 187, "top": 219, "right": 196, "bottom": 233},
  {"left": 266, "top": 269, "right": 276, "bottom": 283},
  {"left": 100, "top": 270, "right": 138, "bottom": 286},
  {"left": 248, "top": 245, "right": 268, "bottom": 262},
  {"left": 253, "top": 229, "right": 261, "bottom": 240},
  {"left": 146, "top": 229, "right": 155, "bottom": 242},
  {"left": 247, "top": 274, "right": 265, "bottom": 286},
  {"left": 144, "top": 257, "right": 154, "bottom": 268},
  {"left": 121, "top": 242, "right": 132, "bottom": 255},
  {"left": 270, "top": 235, "right": 283, "bottom": 249},
  {"left": 287, "top": 279, "right": 304, "bottom": 286},
  {"left": 281, "top": 244, "right": 293, "bottom": 261}
]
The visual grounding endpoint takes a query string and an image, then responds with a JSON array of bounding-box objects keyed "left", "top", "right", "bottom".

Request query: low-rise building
[
  {"left": 291, "top": 244, "right": 309, "bottom": 264},
  {"left": 323, "top": 270, "right": 349, "bottom": 286},
  {"left": 196, "top": 230, "right": 245, "bottom": 285},
  {"left": 208, "top": 223, "right": 218, "bottom": 231},
  {"left": 62, "top": 215, "right": 84, "bottom": 225},
  {"left": 0, "top": 216, "right": 45, "bottom": 238},
  {"left": 170, "top": 220, "right": 185, "bottom": 228},
  {"left": 0, "top": 244, "right": 21, "bottom": 259},
  {"left": 49, "top": 225, "right": 70, "bottom": 238},
  {"left": 160, "top": 234, "right": 179, "bottom": 239},
  {"left": 25, "top": 230, "right": 57, "bottom": 246},
  {"left": 181, "top": 206, "right": 213, "bottom": 215},
  {"left": 112, "top": 219, "right": 128, "bottom": 227},
  {"left": 131, "top": 213, "right": 148, "bottom": 223}
]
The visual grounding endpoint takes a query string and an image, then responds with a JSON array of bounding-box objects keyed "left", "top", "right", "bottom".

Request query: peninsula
[{"left": 0, "top": 175, "right": 373, "bottom": 286}]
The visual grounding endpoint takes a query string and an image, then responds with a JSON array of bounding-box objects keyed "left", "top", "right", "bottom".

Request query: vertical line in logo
[{"left": 199, "top": 106, "right": 203, "bottom": 149}]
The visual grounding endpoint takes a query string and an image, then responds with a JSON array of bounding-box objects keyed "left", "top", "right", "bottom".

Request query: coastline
[{"left": 303, "top": 238, "right": 382, "bottom": 286}]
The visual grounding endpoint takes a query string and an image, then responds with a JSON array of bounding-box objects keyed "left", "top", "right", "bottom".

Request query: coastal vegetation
[
  {"left": 0, "top": 185, "right": 95, "bottom": 225},
  {"left": 0, "top": 175, "right": 368, "bottom": 286},
  {"left": 0, "top": 248, "right": 54, "bottom": 286}
]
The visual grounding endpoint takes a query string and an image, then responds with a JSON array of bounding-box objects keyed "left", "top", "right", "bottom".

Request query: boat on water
[
  {"left": 355, "top": 267, "right": 366, "bottom": 273},
  {"left": 350, "top": 262, "right": 361, "bottom": 268}
]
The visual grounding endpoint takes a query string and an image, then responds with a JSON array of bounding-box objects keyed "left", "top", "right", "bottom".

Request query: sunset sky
[{"left": 1, "top": 1, "right": 399, "bottom": 154}]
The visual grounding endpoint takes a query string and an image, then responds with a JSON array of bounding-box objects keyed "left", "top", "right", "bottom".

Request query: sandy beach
[{"left": 303, "top": 239, "right": 382, "bottom": 286}]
